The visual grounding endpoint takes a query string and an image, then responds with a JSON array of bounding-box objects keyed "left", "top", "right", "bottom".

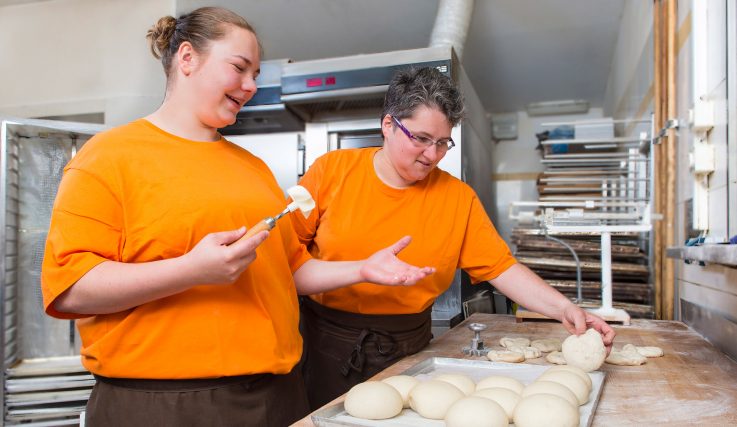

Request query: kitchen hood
[
  {"left": 221, "top": 47, "right": 458, "bottom": 134},
  {"left": 280, "top": 46, "right": 456, "bottom": 121}
]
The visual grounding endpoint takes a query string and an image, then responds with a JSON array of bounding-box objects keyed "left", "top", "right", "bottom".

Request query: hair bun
[{"left": 146, "top": 15, "right": 177, "bottom": 59}]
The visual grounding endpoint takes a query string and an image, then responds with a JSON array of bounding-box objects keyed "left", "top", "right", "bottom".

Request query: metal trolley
[{"left": 0, "top": 117, "right": 104, "bottom": 426}]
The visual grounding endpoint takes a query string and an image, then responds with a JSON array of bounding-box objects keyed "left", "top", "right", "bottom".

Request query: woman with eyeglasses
[{"left": 291, "top": 67, "right": 615, "bottom": 410}]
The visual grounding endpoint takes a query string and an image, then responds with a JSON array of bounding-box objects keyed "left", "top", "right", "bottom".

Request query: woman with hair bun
[{"left": 40, "top": 7, "right": 433, "bottom": 426}]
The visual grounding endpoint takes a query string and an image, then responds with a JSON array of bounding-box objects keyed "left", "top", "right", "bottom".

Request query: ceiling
[{"left": 181, "top": 0, "right": 625, "bottom": 114}]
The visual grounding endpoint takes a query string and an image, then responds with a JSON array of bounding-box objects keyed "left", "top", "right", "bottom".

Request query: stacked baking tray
[
  {"left": 4, "top": 356, "right": 93, "bottom": 426},
  {"left": 512, "top": 118, "right": 655, "bottom": 318}
]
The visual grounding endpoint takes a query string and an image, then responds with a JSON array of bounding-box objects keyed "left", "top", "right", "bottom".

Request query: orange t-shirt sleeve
[
  {"left": 41, "top": 166, "right": 123, "bottom": 319},
  {"left": 289, "top": 156, "right": 324, "bottom": 247},
  {"left": 458, "top": 193, "right": 517, "bottom": 284},
  {"left": 276, "top": 196, "right": 312, "bottom": 274}
]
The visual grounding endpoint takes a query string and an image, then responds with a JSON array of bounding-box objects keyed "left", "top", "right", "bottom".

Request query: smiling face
[
  {"left": 379, "top": 105, "right": 453, "bottom": 187},
  {"left": 180, "top": 25, "right": 261, "bottom": 130}
]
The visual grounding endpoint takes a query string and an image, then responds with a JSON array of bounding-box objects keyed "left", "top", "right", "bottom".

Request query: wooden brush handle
[{"left": 233, "top": 219, "right": 273, "bottom": 245}]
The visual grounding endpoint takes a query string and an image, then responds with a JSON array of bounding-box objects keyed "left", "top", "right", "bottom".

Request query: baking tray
[{"left": 311, "top": 357, "right": 606, "bottom": 427}]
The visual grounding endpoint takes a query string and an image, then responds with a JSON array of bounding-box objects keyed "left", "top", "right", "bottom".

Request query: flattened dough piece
[
  {"left": 500, "top": 337, "right": 531, "bottom": 348},
  {"left": 605, "top": 346, "right": 647, "bottom": 366},
  {"left": 623, "top": 343, "right": 664, "bottom": 358},
  {"left": 546, "top": 351, "right": 567, "bottom": 365},
  {"left": 531, "top": 338, "right": 562, "bottom": 352},
  {"left": 487, "top": 349, "right": 525, "bottom": 363},
  {"left": 509, "top": 345, "right": 542, "bottom": 359}
]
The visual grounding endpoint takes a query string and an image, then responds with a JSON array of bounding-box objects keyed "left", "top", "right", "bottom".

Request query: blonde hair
[{"left": 146, "top": 7, "right": 259, "bottom": 79}]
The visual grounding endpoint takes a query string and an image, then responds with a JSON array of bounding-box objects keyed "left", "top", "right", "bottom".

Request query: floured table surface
[{"left": 294, "top": 314, "right": 737, "bottom": 426}]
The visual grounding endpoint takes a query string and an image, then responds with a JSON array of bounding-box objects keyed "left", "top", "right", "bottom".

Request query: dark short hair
[{"left": 381, "top": 67, "right": 465, "bottom": 127}]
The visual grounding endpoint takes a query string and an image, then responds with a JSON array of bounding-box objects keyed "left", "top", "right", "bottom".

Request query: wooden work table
[{"left": 293, "top": 313, "right": 737, "bottom": 426}]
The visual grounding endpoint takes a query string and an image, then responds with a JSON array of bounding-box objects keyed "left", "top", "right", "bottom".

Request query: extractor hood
[
  {"left": 280, "top": 46, "right": 456, "bottom": 121},
  {"left": 221, "top": 47, "right": 458, "bottom": 134}
]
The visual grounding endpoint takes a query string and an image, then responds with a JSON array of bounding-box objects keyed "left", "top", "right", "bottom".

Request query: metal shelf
[{"left": 666, "top": 245, "right": 737, "bottom": 267}]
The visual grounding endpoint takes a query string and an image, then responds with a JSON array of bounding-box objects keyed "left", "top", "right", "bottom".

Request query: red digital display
[
  {"left": 326, "top": 76, "right": 336, "bottom": 85},
  {"left": 306, "top": 77, "right": 323, "bottom": 87}
]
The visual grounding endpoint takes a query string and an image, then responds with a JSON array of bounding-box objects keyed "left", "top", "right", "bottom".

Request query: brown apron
[
  {"left": 86, "top": 367, "right": 309, "bottom": 427},
  {"left": 300, "top": 297, "right": 432, "bottom": 410}
]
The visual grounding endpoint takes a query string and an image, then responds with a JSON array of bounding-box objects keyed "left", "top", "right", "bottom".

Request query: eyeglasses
[{"left": 391, "top": 116, "right": 455, "bottom": 151}]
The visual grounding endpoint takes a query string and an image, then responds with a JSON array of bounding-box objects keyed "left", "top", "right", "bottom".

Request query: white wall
[
  {"left": 0, "top": 0, "right": 173, "bottom": 125},
  {"left": 603, "top": 1, "right": 653, "bottom": 120}
]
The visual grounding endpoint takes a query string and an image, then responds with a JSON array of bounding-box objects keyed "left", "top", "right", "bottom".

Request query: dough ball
[
  {"left": 434, "top": 373, "right": 476, "bottom": 396},
  {"left": 561, "top": 328, "right": 606, "bottom": 372},
  {"left": 537, "top": 370, "right": 590, "bottom": 405},
  {"left": 509, "top": 345, "right": 543, "bottom": 359},
  {"left": 472, "top": 387, "right": 521, "bottom": 421},
  {"left": 344, "top": 381, "right": 403, "bottom": 420},
  {"left": 522, "top": 381, "right": 579, "bottom": 408},
  {"left": 381, "top": 375, "right": 419, "bottom": 408},
  {"left": 408, "top": 379, "right": 465, "bottom": 419},
  {"left": 544, "top": 365, "right": 593, "bottom": 390},
  {"left": 444, "top": 396, "right": 508, "bottom": 427},
  {"left": 513, "top": 394, "right": 579, "bottom": 427},
  {"left": 605, "top": 346, "right": 647, "bottom": 366},
  {"left": 487, "top": 349, "right": 525, "bottom": 363},
  {"left": 546, "top": 351, "right": 567, "bottom": 365},
  {"left": 476, "top": 375, "right": 524, "bottom": 394},
  {"left": 500, "top": 336, "right": 531, "bottom": 348}
]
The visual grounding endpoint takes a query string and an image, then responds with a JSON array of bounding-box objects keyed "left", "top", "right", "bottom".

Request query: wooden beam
[
  {"left": 652, "top": 0, "right": 664, "bottom": 319},
  {"left": 663, "top": 0, "right": 678, "bottom": 320}
]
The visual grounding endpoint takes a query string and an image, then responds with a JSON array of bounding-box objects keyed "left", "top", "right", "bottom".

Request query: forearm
[
  {"left": 292, "top": 259, "right": 364, "bottom": 295},
  {"left": 489, "top": 263, "right": 574, "bottom": 321},
  {"left": 53, "top": 256, "right": 198, "bottom": 315}
]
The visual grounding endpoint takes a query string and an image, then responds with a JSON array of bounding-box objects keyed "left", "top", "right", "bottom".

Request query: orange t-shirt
[
  {"left": 290, "top": 147, "right": 516, "bottom": 314},
  {"left": 41, "top": 119, "right": 311, "bottom": 379}
]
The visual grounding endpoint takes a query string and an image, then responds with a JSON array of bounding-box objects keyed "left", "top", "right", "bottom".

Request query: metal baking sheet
[
  {"left": 7, "top": 356, "right": 87, "bottom": 377},
  {"left": 312, "top": 357, "right": 606, "bottom": 427}
]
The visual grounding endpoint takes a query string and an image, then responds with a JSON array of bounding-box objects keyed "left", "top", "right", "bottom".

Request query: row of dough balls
[
  {"left": 343, "top": 364, "right": 593, "bottom": 427},
  {"left": 547, "top": 342, "right": 664, "bottom": 367},
  {"left": 487, "top": 337, "right": 562, "bottom": 363}
]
